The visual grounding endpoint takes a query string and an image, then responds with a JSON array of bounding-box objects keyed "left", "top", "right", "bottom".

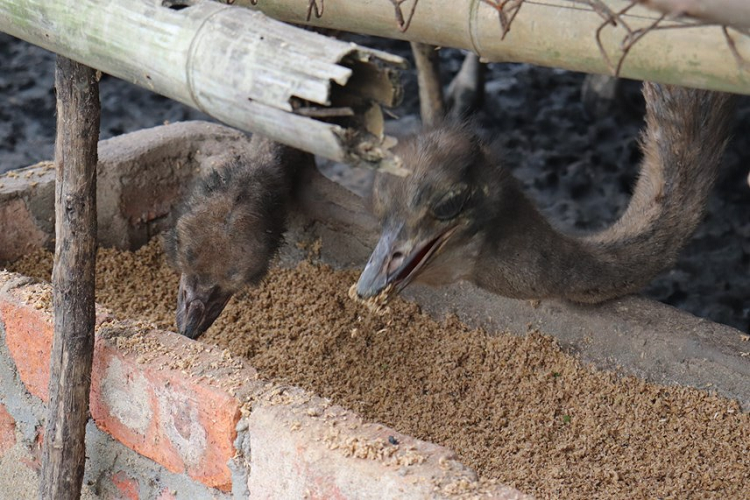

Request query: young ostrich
[
  {"left": 163, "top": 137, "right": 311, "bottom": 339},
  {"left": 356, "top": 83, "right": 734, "bottom": 303}
]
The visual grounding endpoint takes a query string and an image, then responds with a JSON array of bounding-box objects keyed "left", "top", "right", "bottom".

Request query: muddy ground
[{"left": 1, "top": 32, "right": 749, "bottom": 331}]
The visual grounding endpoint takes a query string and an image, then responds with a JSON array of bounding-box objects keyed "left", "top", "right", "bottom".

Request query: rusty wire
[
  {"left": 388, "top": 0, "right": 420, "bottom": 32},
  {"left": 590, "top": 0, "right": 669, "bottom": 76},
  {"left": 306, "top": 0, "right": 324, "bottom": 22},
  {"left": 590, "top": 0, "right": 749, "bottom": 76},
  {"left": 481, "top": 0, "right": 525, "bottom": 40},
  {"left": 474, "top": 0, "right": 750, "bottom": 77}
]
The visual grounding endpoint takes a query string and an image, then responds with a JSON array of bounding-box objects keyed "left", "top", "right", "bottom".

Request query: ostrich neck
[
  {"left": 473, "top": 187, "right": 652, "bottom": 303},
  {"left": 472, "top": 84, "right": 734, "bottom": 303},
  {"left": 471, "top": 187, "right": 604, "bottom": 302}
]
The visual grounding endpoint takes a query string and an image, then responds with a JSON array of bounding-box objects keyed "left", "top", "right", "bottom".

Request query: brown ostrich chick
[
  {"left": 163, "top": 137, "right": 310, "bottom": 339},
  {"left": 356, "top": 83, "right": 734, "bottom": 304}
]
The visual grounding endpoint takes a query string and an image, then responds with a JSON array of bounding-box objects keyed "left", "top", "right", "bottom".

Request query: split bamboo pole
[
  {"left": 40, "top": 56, "right": 99, "bottom": 500},
  {"left": 0, "top": 0, "right": 406, "bottom": 173},
  {"left": 237, "top": 0, "right": 750, "bottom": 95}
]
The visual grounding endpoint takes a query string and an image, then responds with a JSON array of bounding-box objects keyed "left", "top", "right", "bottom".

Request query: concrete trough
[{"left": 0, "top": 121, "right": 748, "bottom": 499}]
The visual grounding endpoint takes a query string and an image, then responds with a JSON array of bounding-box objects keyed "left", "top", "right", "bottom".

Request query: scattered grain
[{"left": 348, "top": 282, "right": 392, "bottom": 315}]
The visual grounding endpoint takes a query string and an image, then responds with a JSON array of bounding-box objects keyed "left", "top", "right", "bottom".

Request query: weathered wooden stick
[
  {"left": 39, "top": 57, "right": 99, "bottom": 500},
  {"left": 238, "top": 0, "right": 750, "bottom": 95},
  {"left": 445, "top": 53, "right": 485, "bottom": 119},
  {"left": 410, "top": 42, "right": 445, "bottom": 126},
  {"left": 0, "top": 0, "right": 406, "bottom": 173}
]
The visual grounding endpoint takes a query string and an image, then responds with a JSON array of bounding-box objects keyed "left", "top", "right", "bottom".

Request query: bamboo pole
[
  {"left": 640, "top": 0, "right": 750, "bottom": 30},
  {"left": 0, "top": 0, "right": 406, "bottom": 173},
  {"left": 40, "top": 56, "right": 99, "bottom": 500},
  {"left": 236, "top": 0, "right": 750, "bottom": 95}
]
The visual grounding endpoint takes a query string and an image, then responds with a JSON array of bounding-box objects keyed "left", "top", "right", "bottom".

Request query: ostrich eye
[{"left": 431, "top": 189, "right": 470, "bottom": 221}]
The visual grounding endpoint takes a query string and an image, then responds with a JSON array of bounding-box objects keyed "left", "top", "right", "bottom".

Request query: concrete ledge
[
  {"left": 242, "top": 388, "right": 525, "bottom": 499},
  {"left": 0, "top": 121, "right": 254, "bottom": 260}
]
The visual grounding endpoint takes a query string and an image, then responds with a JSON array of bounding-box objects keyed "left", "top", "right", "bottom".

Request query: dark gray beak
[
  {"left": 356, "top": 222, "right": 454, "bottom": 299},
  {"left": 356, "top": 224, "right": 402, "bottom": 299},
  {"left": 176, "top": 274, "right": 233, "bottom": 339}
]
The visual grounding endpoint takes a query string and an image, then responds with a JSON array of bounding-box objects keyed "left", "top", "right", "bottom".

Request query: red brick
[
  {"left": 90, "top": 331, "right": 242, "bottom": 492},
  {"left": 1, "top": 284, "right": 240, "bottom": 491},
  {"left": 110, "top": 471, "right": 139, "bottom": 500},
  {"left": 0, "top": 287, "right": 114, "bottom": 402},
  {"left": 0, "top": 403, "right": 16, "bottom": 457},
  {"left": 0, "top": 293, "right": 54, "bottom": 401}
]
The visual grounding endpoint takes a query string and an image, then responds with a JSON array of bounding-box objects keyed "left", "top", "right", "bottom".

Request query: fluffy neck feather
[{"left": 472, "top": 83, "right": 734, "bottom": 303}]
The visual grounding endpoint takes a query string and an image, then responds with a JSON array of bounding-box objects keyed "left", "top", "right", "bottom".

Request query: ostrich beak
[
  {"left": 356, "top": 222, "right": 457, "bottom": 299},
  {"left": 176, "top": 274, "right": 232, "bottom": 339}
]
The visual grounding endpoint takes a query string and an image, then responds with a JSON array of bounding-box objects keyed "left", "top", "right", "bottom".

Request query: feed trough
[{"left": 1, "top": 122, "right": 748, "bottom": 498}]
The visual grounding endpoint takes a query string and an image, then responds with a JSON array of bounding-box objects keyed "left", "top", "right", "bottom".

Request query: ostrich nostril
[{"left": 388, "top": 251, "right": 405, "bottom": 275}]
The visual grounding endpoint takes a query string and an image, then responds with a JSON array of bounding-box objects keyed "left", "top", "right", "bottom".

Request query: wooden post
[
  {"left": 410, "top": 42, "right": 445, "bottom": 127},
  {"left": 39, "top": 56, "right": 100, "bottom": 500}
]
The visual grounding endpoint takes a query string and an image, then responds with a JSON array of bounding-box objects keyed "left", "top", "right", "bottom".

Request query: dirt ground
[
  {"left": 2, "top": 32, "right": 748, "bottom": 332},
  {"left": 8, "top": 240, "right": 750, "bottom": 499}
]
